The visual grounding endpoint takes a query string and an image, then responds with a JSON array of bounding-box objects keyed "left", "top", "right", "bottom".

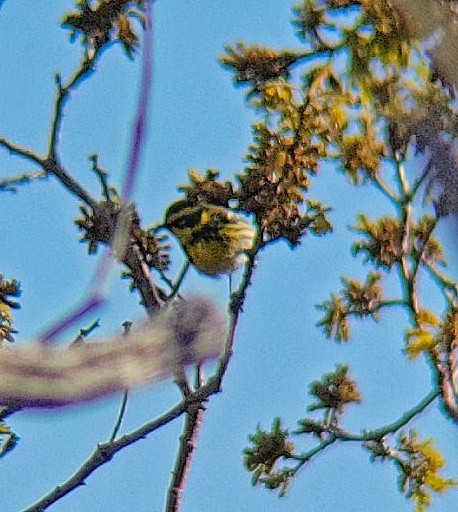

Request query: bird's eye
[
  {"left": 169, "top": 209, "right": 202, "bottom": 229},
  {"left": 175, "top": 218, "right": 188, "bottom": 229}
]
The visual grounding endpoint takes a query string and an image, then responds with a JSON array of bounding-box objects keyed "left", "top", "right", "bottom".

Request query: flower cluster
[
  {"left": 62, "top": 0, "right": 147, "bottom": 57},
  {"left": 0, "top": 275, "right": 21, "bottom": 343}
]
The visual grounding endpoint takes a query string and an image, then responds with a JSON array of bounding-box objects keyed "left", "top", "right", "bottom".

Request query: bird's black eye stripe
[
  {"left": 168, "top": 209, "right": 202, "bottom": 229},
  {"left": 191, "top": 224, "right": 225, "bottom": 243}
]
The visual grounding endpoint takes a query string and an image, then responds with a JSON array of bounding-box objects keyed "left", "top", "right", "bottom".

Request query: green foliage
[
  {"left": 406, "top": 305, "right": 458, "bottom": 364},
  {"left": 0, "top": 275, "right": 21, "bottom": 311},
  {"left": 339, "top": 113, "right": 387, "bottom": 184},
  {"left": 351, "top": 215, "right": 445, "bottom": 270},
  {"left": 74, "top": 160, "right": 170, "bottom": 273},
  {"left": 244, "top": 418, "right": 295, "bottom": 496},
  {"left": 406, "top": 309, "right": 441, "bottom": 359},
  {"left": 237, "top": 122, "right": 327, "bottom": 245},
  {"left": 226, "top": 0, "right": 458, "bottom": 509},
  {"left": 308, "top": 364, "right": 362, "bottom": 412},
  {"left": 245, "top": 367, "right": 361, "bottom": 496},
  {"left": 316, "top": 293, "right": 350, "bottom": 341},
  {"left": 220, "top": 52, "right": 340, "bottom": 247},
  {"left": 171, "top": 124, "right": 333, "bottom": 248},
  {"left": 395, "top": 431, "right": 458, "bottom": 512},
  {"left": 362, "top": 429, "right": 458, "bottom": 512},
  {"left": 177, "top": 169, "right": 235, "bottom": 208},
  {"left": 0, "top": 422, "right": 19, "bottom": 458},
  {"left": 219, "top": 42, "right": 300, "bottom": 86},
  {"left": 316, "top": 272, "right": 384, "bottom": 341},
  {"left": 0, "top": 275, "right": 21, "bottom": 343},
  {"left": 1, "top": 0, "right": 457, "bottom": 509}
]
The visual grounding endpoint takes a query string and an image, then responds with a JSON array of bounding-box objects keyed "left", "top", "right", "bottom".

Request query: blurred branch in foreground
[
  {"left": 391, "top": 0, "right": 458, "bottom": 89},
  {"left": 0, "top": 297, "right": 225, "bottom": 409}
]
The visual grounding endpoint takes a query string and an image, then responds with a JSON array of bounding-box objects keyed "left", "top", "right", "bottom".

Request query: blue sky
[{"left": 0, "top": 1, "right": 457, "bottom": 511}]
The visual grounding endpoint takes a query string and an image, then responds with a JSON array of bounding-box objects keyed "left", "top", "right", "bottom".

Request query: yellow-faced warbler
[{"left": 164, "top": 200, "right": 255, "bottom": 276}]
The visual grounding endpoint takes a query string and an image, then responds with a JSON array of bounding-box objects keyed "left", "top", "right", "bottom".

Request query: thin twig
[
  {"left": 44, "top": 155, "right": 99, "bottom": 210},
  {"left": 21, "top": 399, "right": 189, "bottom": 512},
  {"left": 20, "top": 374, "right": 225, "bottom": 512},
  {"left": 424, "top": 261, "right": 458, "bottom": 302},
  {"left": 290, "top": 436, "right": 337, "bottom": 474},
  {"left": 163, "top": 231, "right": 263, "bottom": 511},
  {"left": 339, "top": 389, "right": 439, "bottom": 441},
  {"left": 159, "top": 269, "right": 176, "bottom": 291},
  {"left": 0, "top": 170, "right": 46, "bottom": 192},
  {"left": 108, "top": 320, "right": 132, "bottom": 442},
  {"left": 372, "top": 175, "right": 399, "bottom": 207},
  {"left": 214, "top": 231, "right": 263, "bottom": 386},
  {"left": 194, "top": 365, "right": 204, "bottom": 390},
  {"left": 69, "top": 318, "right": 100, "bottom": 346},
  {"left": 291, "top": 388, "right": 439, "bottom": 475},
  {"left": 0, "top": 137, "right": 44, "bottom": 167},
  {"left": 164, "top": 404, "right": 205, "bottom": 512},
  {"left": 169, "top": 260, "right": 190, "bottom": 300},
  {"left": 48, "top": 52, "right": 101, "bottom": 159},
  {"left": 38, "top": 294, "right": 104, "bottom": 343},
  {"left": 395, "top": 160, "right": 420, "bottom": 321},
  {"left": 410, "top": 161, "right": 431, "bottom": 200},
  {"left": 109, "top": 390, "right": 129, "bottom": 443},
  {"left": 90, "top": 154, "right": 112, "bottom": 201},
  {"left": 0, "top": 135, "right": 99, "bottom": 208}
]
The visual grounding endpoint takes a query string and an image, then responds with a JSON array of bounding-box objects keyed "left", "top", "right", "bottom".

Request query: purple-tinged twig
[{"left": 39, "top": 1, "right": 157, "bottom": 341}]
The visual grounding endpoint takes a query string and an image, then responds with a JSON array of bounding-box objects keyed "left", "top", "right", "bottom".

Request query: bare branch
[
  {"left": 108, "top": 390, "right": 129, "bottom": 442},
  {"left": 0, "top": 137, "right": 45, "bottom": 168},
  {"left": 340, "top": 389, "right": 440, "bottom": 441},
  {"left": 107, "top": 320, "right": 132, "bottom": 442},
  {"left": 122, "top": 242, "right": 166, "bottom": 315},
  {"left": 0, "top": 135, "right": 99, "bottom": 208},
  {"left": 424, "top": 262, "right": 458, "bottom": 302},
  {"left": 163, "top": 230, "right": 263, "bottom": 511},
  {"left": 371, "top": 175, "right": 399, "bottom": 207},
  {"left": 0, "top": 170, "right": 46, "bottom": 192},
  {"left": 43, "top": 155, "right": 99, "bottom": 209},
  {"left": 165, "top": 404, "right": 205, "bottom": 512},
  {"left": 48, "top": 52, "right": 101, "bottom": 159},
  {"left": 432, "top": 358, "right": 458, "bottom": 423},
  {"left": 20, "top": 354, "right": 238, "bottom": 512},
  {"left": 21, "top": 398, "right": 189, "bottom": 512},
  {"left": 213, "top": 229, "right": 263, "bottom": 389}
]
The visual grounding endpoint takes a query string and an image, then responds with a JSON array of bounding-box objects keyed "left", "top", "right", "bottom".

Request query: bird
[{"left": 164, "top": 200, "right": 255, "bottom": 276}]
